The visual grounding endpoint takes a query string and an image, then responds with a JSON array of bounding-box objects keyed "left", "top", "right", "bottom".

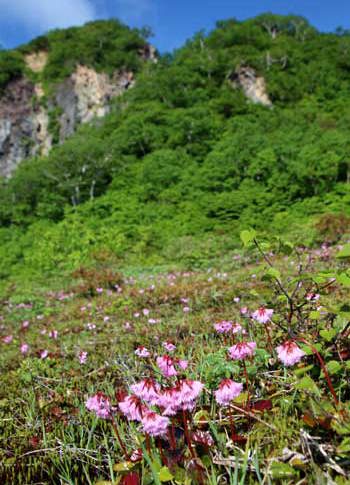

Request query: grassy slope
[{"left": 1, "top": 238, "right": 349, "bottom": 484}]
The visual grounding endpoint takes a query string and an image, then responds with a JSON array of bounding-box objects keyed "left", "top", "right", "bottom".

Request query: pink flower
[
  {"left": 130, "top": 379, "right": 161, "bottom": 405},
  {"left": 233, "top": 297, "right": 240, "bottom": 303},
  {"left": 86, "top": 323, "right": 96, "bottom": 330},
  {"left": 183, "top": 307, "right": 190, "bottom": 313},
  {"left": 276, "top": 341, "right": 306, "bottom": 366},
  {"left": 135, "top": 346, "right": 151, "bottom": 358},
  {"left": 215, "top": 379, "right": 243, "bottom": 405},
  {"left": 163, "top": 341, "right": 176, "bottom": 352},
  {"left": 231, "top": 323, "right": 243, "bottom": 334},
  {"left": 156, "top": 355, "right": 178, "bottom": 377},
  {"left": 240, "top": 307, "right": 249, "bottom": 315},
  {"left": 178, "top": 359, "right": 188, "bottom": 370},
  {"left": 96, "top": 288, "right": 103, "bottom": 294},
  {"left": 141, "top": 411, "right": 169, "bottom": 437},
  {"left": 306, "top": 292, "right": 320, "bottom": 302},
  {"left": 78, "top": 351, "right": 88, "bottom": 364},
  {"left": 192, "top": 430, "right": 214, "bottom": 447},
  {"left": 2, "top": 335, "right": 13, "bottom": 344},
  {"left": 142, "top": 309, "right": 150, "bottom": 316},
  {"left": 214, "top": 321, "right": 232, "bottom": 334},
  {"left": 86, "top": 392, "right": 111, "bottom": 419},
  {"left": 21, "top": 321, "right": 30, "bottom": 329},
  {"left": 103, "top": 316, "right": 110, "bottom": 322},
  {"left": 119, "top": 395, "right": 146, "bottom": 421},
  {"left": 130, "top": 449, "right": 143, "bottom": 462},
  {"left": 252, "top": 307, "right": 273, "bottom": 324},
  {"left": 228, "top": 341, "right": 256, "bottom": 360},
  {"left": 40, "top": 349, "right": 49, "bottom": 359},
  {"left": 157, "top": 379, "right": 203, "bottom": 415},
  {"left": 49, "top": 330, "right": 58, "bottom": 339},
  {"left": 156, "top": 387, "right": 181, "bottom": 415},
  {"left": 178, "top": 379, "right": 204, "bottom": 408},
  {"left": 20, "top": 343, "right": 29, "bottom": 354}
]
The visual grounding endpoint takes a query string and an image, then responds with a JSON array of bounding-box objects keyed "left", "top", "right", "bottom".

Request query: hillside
[
  {"left": 2, "top": 15, "right": 350, "bottom": 291},
  {"left": 0, "top": 14, "right": 350, "bottom": 485}
]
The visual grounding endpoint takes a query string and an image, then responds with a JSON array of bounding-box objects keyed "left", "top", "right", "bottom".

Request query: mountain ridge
[{"left": 1, "top": 14, "right": 350, "bottom": 290}]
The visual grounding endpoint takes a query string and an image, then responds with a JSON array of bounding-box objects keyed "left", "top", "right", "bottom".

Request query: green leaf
[
  {"left": 337, "top": 272, "right": 350, "bottom": 287},
  {"left": 295, "top": 376, "right": 321, "bottom": 396},
  {"left": 319, "top": 328, "right": 337, "bottom": 342},
  {"left": 193, "top": 409, "right": 209, "bottom": 425},
  {"left": 158, "top": 466, "right": 174, "bottom": 482},
  {"left": 337, "top": 437, "right": 350, "bottom": 456},
  {"left": 240, "top": 229, "right": 256, "bottom": 247},
  {"left": 323, "top": 360, "right": 342, "bottom": 376},
  {"left": 309, "top": 311, "right": 320, "bottom": 320},
  {"left": 293, "top": 364, "right": 314, "bottom": 376},
  {"left": 336, "top": 244, "right": 350, "bottom": 258},
  {"left": 279, "top": 240, "right": 294, "bottom": 255},
  {"left": 262, "top": 267, "right": 281, "bottom": 281},
  {"left": 269, "top": 462, "right": 296, "bottom": 478},
  {"left": 113, "top": 461, "right": 135, "bottom": 472}
]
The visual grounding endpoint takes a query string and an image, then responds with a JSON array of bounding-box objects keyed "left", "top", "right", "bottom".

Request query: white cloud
[{"left": 0, "top": 0, "right": 96, "bottom": 32}]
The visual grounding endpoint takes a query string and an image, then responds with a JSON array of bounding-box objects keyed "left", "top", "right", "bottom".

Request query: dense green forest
[
  {"left": 1, "top": 14, "right": 350, "bottom": 290},
  {"left": 0, "top": 19, "right": 149, "bottom": 93}
]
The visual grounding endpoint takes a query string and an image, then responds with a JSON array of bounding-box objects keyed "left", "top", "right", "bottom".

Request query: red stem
[
  {"left": 229, "top": 407, "right": 236, "bottom": 440},
  {"left": 297, "top": 338, "right": 339, "bottom": 406},
  {"left": 157, "top": 438, "right": 167, "bottom": 466},
  {"left": 169, "top": 424, "right": 176, "bottom": 450},
  {"left": 264, "top": 325, "right": 274, "bottom": 353},
  {"left": 182, "top": 410, "right": 196, "bottom": 459},
  {"left": 145, "top": 433, "right": 151, "bottom": 456},
  {"left": 242, "top": 360, "right": 250, "bottom": 411},
  {"left": 110, "top": 414, "right": 130, "bottom": 459}
]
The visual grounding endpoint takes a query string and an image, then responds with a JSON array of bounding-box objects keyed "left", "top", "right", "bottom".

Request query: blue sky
[{"left": 0, "top": 0, "right": 348, "bottom": 53}]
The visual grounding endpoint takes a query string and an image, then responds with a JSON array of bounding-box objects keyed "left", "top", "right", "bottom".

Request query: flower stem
[
  {"left": 242, "top": 361, "right": 250, "bottom": 411},
  {"left": 297, "top": 338, "right": 339, "bottom": 406},
  {"left": 110, "top": 414, "right": 129, "bottom": 459},
  {"left": 182, "top": 410, "right": 196, "bottom": 459}
]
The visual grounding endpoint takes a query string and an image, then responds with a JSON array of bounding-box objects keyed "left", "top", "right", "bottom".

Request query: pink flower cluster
[
  {"left": 86, "top": 392, "right": 111, "bottom": 419},
  {"left": 228, "top": 341, "right": 256, "bottom": 360},
  {"left": 135, "top": 346, "right": 151, "bottom": 358},
  {"left": 276, "top": 341, "right": 305, "bottom": 366},
  {"left": 117, "top": 378, "right": 204, "bottom": 436},
  {"left": 157, "top": 380, "right": 204, "bottom": 415},
  {"left": 214, "top": 321, "right": 242, "bottom": 334},
  {"left": 156, "top": 355, "right": 188, "bottom": 377},
  {"left": 215, "top": 379, "right": 243, "bottom": 406},
  {"left": 252, "top": 307, "right": 274, "bottom": 324}
]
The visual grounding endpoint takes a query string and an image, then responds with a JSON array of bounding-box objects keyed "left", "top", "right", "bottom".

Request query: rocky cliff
[
  {"left": 0, "top": 45, "right": 268, "bottom": 178},
  {"left": 0, "top": 49, "right": 148, "bottom": 177},
  {"left": 230, "top": 66, "right": 272, "bottom": 107}
]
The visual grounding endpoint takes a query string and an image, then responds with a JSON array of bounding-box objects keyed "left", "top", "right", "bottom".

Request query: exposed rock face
[
  {"left": 0, "top": 58, "right": 136, "bottom": 177},
  {"left": 58, "top": 66, "right": 135, "bottom": 137},
  {"left": 230, "top": 66, "right": 272, "bottom": 107},
  {"left": 25, "top": 51, "right": 48, "bottom": 72},
  {"left": 0, "top": 78, "right": 40, "bottom": 177}
]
